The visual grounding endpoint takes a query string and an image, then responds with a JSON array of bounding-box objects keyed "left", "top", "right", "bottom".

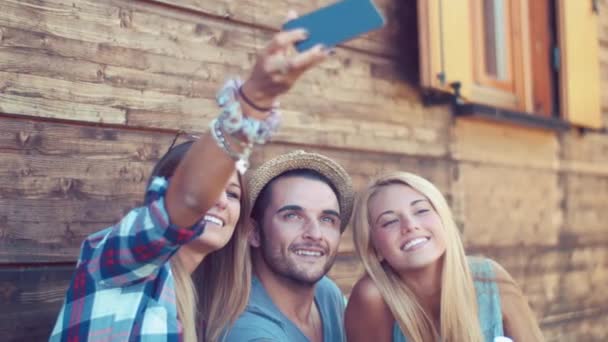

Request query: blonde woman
[
  {"left": 345, "top": 171, "right": 544, "bottom": 342},
  {"left": 50, "top": 24, "right": 330, "bottom": 342}
]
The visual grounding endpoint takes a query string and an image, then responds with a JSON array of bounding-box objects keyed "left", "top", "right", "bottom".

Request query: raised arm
[
  {"left": 79, "top": 178, "right": 208, "bottom": 286},
  {"left": 80, "top": 26, "right": 329, "bottom": 287},
  {"left": 345, "top": 275, "right": 394, "bottom": 342},
  {"left": 165, "top": 28, "right": 328, "bottom": 228}
]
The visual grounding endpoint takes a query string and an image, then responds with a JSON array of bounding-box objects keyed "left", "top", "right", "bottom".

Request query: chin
[
  {"left": 192, "top": 236, "right": 230, "bottom": 252},
  {"left": 291, "top": 272, "right": 324, "bottom": 286},
  {"left": 287, "top": 265, "right": 328, "bottom": 285},
  {"left": 391, "top": 253, "right": 442, "bottom": 272}
]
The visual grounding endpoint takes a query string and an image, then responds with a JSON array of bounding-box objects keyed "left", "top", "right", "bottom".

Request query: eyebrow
[
  {"left": 411, "top": 199, "right": 427, "bottom": 206},
  {"left": 374, "top": 199, "right": 429, "bottom": 224},
  {"left": 276, "top": 205, "right": 303, "bottom": 214},
  {"left": 322, "top": 209, "right": 341, "bottom": 219},
  {"left": 276, "top": 205, "right": 341, "bottom": 219}
]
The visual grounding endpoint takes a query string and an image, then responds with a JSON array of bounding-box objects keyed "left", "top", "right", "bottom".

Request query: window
[
  {"left": 417, "top": 0, "right": 601, "bottom": 129},
  {"left": 471, "top": 0, "right": 525, "bottom": 111}
]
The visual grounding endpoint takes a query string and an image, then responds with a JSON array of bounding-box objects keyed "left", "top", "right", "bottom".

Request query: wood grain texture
[
  {"left": 145, "top": 0, "right": 400, "bottom": 57},
  {"left": 0, "top": 117, "right": 168, "bottom": 262},
  {"left": 0, "top": 0, "right": 446, "bottom": 156},
  {"left": 0, "top": 0, "right": 606, "bottom": 340},
  {"left": 0, "top": 265, "right": 74, "bottom": 341}
]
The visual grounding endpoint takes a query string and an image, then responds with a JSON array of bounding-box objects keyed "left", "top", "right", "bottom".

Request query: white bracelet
[
  {"left": 209, "top": 118, "right": 252, "bottom": 174},
  {"left": 216, "top": 78, "right": 281, "bottom": 144}
]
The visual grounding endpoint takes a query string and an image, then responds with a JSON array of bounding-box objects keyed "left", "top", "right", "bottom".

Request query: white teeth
[
  {"left": 294, "top": 250, "right": 322, "bottom": 257},
  {"left": 204, "top": 215, "right": 223, "bottom": 227},
  {"left": 402, "top": 237, "right": 428, "bottom": 251}
]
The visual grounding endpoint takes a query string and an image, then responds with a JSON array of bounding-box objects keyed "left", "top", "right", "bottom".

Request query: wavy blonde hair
[
  {"left": 171, "top": 174, "right": 252, "bottom": 342},
  {"left": 352, "top": 171, "right": 483, "bottom": 342}
]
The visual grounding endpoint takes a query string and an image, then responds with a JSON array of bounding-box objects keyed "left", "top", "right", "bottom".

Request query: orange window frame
[{"left": 470, "top": 0, "right": 526, "bottom": 111}]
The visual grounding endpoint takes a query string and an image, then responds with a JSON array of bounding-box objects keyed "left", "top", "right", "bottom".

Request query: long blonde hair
[
  {"left": 352, "top": 171, "right": 483, "bottom": 342},
  {"left": 171, "top": 174, "right": 252, "bottom": 342}
]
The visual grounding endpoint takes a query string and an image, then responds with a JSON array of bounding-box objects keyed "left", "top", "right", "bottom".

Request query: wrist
[
  {"left": 240, "top": 81, "right": 276, "bottom": 115},
  {"left": 209, "top": 118, "right": 252, "bottom": 174},
  {"left": 216, "top": 77, "right": 281, "bottom": 145}
]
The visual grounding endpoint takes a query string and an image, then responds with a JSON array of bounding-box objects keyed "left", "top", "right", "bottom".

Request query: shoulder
[
  {"left": 467, "top": 256, "right": 513, "bottom": 281},
  {"left": 225, "top": 310, "right": 286, "bottom": 342},
  {"left": 345, "top": 275, "right": 394, "bottom": 341},
  {"left": 478, "top": 257, "right": 517, "bottom": 285},
  {"left": 316, "top": 276, "right": 342, "bottom": 295},
  {"left": 316, "top": 276, "right": 345, "bottom": 301},
  {"left": 348, "top": 275, "right": 385, "bottom": 307}
]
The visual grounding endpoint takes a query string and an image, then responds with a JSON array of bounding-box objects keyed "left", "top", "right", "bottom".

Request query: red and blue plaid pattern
[{"left": 50, "top": 178, "right": 206, "bottom": 342}]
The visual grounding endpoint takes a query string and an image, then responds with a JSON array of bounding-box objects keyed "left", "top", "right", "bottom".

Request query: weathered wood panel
[
  {"left": 452, "top": 118, "right": 559, "bottom": 170},
  {"left": 562, "top": 173, "right": 608, "bottom": 244},
  {"left": 0, "top": 0, "right": 448, "bottom": 156},
  {"left": 453, "top": 162, "right": 564, "bottom": 247},
  {"left": 542, "top": 311, "right": 608, "bottom": 342},
  {"left": 0, "top": 117, "right": 168, "bottom": 262},
  {"left": 0, "top": 265, "right": 74, "bottom": 341},
  {"left": 146, "top": 0, "right": 400, "bottom": 57},
  {"left": 561, "top": 130, "right": 608, "bottom": 176},
  {"left": 0, "top": 0, "right": 606, "bottom": 340},
  {"left": 470, "top": 244, "right": 608, "bottom": 318}
]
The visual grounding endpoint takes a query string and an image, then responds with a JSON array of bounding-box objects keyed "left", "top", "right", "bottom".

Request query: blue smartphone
[{"left": 282, "top": 0, "right": 386, "bottom": 52}]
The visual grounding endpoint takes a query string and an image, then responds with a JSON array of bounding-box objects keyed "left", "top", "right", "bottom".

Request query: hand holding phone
[{"left": 282, "top": 0, "right": 386, "bottom": 52}]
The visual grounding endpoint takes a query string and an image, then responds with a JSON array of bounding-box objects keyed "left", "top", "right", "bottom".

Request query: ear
[{"left": 248, "top": 219, "right": 262, "bottom": 248}]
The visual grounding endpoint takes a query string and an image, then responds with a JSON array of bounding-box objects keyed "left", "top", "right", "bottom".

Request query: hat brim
[{"left": 248, "top": 150, "right": 354, "bottom": 231}]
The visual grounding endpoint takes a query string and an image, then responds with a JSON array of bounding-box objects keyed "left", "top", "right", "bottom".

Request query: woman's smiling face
[{"left": 368, "top": 184, "right": 447, "bottom": 273}]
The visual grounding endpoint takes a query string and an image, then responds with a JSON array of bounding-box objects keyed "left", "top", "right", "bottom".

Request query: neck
[
  {"left": 253, "top": 253, "right": 317, "bottom": 323},
  {"left": 176, "top": 243, "right": 209, "bottom": 274},
  {"left": 399, "top": 258, "right": 443, "bottom": 321}
]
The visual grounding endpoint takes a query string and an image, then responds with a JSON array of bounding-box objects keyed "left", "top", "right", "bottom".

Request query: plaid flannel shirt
[{"left": 50, "top": 177, "right": 206, "bottom": 342}]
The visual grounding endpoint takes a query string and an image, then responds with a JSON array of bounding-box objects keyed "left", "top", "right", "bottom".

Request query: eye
[
  {"left": 226, "top": 190, "right": 241, "bottom": 200},
  {"left": 320, "top": 216, "right": 337, "bottom": 225},
  {"left": 415, "top": 208, "right": 430, "bottom": 215},
  {"left": 381, "top": 219, "right": 399, "bottom": 228},
  {"left": 283, "top": 212, "right": 300, "bottom": 220}
]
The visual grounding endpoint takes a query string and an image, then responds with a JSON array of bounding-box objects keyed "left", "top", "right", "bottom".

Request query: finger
[
  {"left": 265, "top": 53, "right": 292, "bottom": 74},
  {"left": 265, "top": 29, "right": 308, "bottom": 54},
  {"left": 288, "top": 44, "right": 329, "bottom": 72},
  {"left": 284, "top": 9, "right": 298, "bottom": 24}
]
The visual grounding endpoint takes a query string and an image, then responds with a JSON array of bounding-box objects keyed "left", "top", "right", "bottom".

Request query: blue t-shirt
[{"left": 225, "top": 276, "right": 346, "bottom": 341}]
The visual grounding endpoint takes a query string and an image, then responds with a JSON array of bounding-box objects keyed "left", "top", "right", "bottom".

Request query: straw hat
[{"left": 248, "top": 150, "right": 354, "bottom": 231}]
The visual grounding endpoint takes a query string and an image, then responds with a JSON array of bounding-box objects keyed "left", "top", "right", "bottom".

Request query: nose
[
  {"left": 400, "top": 215, "right": 419, "bottom": 234},
  {"left": 303, "top": 219, "right": 323, "bottom": 241},
  {"left": 214, "top": 191, "right": 228, "bottom": 210}
]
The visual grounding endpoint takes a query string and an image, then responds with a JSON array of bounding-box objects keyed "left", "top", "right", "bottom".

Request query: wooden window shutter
[
  {"left": 558, "top": 0, "right": 602, "bottom": 128},
  {"left": 417, "top": 0, "right": 474, "bottom": 99}
]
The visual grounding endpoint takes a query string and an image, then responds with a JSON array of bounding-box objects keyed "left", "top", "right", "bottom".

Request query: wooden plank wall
[{"left": 0, "top": 0, "right": 607, "bottom": 341}]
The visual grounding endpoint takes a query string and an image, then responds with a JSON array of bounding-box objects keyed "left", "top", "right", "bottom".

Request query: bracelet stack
[
  {"left": 209, "top": 118, "right": 252, "bottom": 174},
  {"left": 210, "top": 78, "right": 281, "bottom": 173}
]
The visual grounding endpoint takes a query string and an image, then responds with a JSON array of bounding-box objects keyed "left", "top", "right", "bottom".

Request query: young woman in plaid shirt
[{"left": 51, "top": 21, "right": 330, "bottom": 342}]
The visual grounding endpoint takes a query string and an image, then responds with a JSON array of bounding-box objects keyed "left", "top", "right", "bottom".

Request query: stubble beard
[{"left": 260, "top": 240, "right": 338, "bottom": 287}]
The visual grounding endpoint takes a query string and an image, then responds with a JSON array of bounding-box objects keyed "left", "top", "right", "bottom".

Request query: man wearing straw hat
[{"left": 226, "top": 150, "right": 353, "bottom": 342}]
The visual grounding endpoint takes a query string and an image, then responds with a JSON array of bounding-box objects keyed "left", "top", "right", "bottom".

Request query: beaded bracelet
[
  {"left": 238, "top": 86, "right": 274, "bottom": 112},
  {"left": 216, "top": 78, "right": 280, "bottom": 145},
  {"left": 209, "top": 118, "right": 252, "bottom": 174}
]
